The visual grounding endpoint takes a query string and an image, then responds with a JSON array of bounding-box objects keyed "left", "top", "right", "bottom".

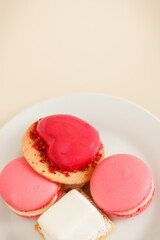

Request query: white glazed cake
[{"left": 37, "top": 189, "right": 113, "bottom": 240}]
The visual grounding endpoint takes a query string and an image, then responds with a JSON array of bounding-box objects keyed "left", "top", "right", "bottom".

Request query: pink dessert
[
  {"left": 90, "top": 154, "right": 155, "bottom": 218},
  {"left": 0, "top": 156, "right": 62, "bottom": 218},
  {"left": 31, "top": 114, "right": 100, "bottom": 172}
]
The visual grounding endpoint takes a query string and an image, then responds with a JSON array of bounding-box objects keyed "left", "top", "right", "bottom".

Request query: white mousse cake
[{"left": 36, "top": 189, "right": 114, "bottom": 240}]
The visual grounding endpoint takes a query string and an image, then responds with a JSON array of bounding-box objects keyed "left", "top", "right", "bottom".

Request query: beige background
[{"left": 0, "top": 0, "right": 160, "bottom": 128}]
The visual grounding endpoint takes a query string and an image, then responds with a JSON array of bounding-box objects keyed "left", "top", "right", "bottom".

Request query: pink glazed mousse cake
[
  {"left": 22, "top": 114, "right": 104, "bottom": 184},
  {"left": 90, "top": 154, "right": 155, "bottom": 218},
  {"left": 0, "top": 156, "right": 62, "bottom": 218}
]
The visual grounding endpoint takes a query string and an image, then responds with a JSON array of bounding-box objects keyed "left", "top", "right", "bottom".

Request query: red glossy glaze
[{"left": 36, "top": 115, "right": 100, "bottom": 171}]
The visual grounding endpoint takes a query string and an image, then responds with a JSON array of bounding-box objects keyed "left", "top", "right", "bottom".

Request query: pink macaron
[
  {"left": 0, "top": 156, "right": 62, "bottom": 218},
  {"left": 90, "top": 154, "right": 155, "bottom": 218}
]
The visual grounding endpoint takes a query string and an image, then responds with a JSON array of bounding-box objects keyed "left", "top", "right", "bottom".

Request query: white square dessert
[{"left": 37, "top": 189, "right": 113, "bottom": 240}]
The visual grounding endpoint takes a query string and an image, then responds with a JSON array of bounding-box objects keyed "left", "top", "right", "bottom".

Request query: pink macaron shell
[
  {"left": 106, "top": 186, "right": 155, "bottom": 218},
  {"left": 15, "top": 187, "right": 62, "bottom": 218},
  {"left": 0, "top": 156, "right": 61, "bottom": 213},
  {"left": 90, "top": 154, "right": 153, "bottom": 214}
]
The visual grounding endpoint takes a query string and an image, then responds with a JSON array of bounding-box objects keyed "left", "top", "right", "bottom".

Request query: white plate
[{"left": 0, "top": 93, "right": 160, "bottom": 240}]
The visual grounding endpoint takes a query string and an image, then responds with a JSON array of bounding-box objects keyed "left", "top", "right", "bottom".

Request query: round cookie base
[{"left": 22, "top": 124, "right": 105, "bottom": 184}]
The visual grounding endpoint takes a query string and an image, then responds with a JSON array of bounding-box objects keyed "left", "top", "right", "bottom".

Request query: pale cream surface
[
  {"left": 6, "top": 194, "right": 58, "bottom": 217},
  {"left": 38, "top": 190, "right": 111, "bottom": 240},
  {"left": 0, "top": 0, "right": 160, "bottom": 128},
  {"left": 116, "top": 180, "right": 155, "bottom": 216}
]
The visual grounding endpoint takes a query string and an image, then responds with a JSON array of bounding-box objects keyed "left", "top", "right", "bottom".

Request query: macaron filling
[
  {"left": 114, "top": 179, "right": 155, "bottom": 216},
  {"left": 6, "top": 192, "right": 59, "bottom": 217},
  {"left": 30, "top": 115, "right": 102, "bottom": 176}
]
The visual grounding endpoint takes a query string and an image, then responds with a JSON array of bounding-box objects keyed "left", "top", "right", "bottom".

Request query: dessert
[
  {"left": 63, "top": 183, "right": 85, "bottom": 193},
  {"left": 35, "top": 189, "right": 115, "bottom": 240},
  {"left": 0, "top": 156, "right": 62, "bottom": 218},
  {"left": 90, "top": 154, "right": 155, "bottom": 218},
  {"left": 22, "top": 114, "right": 104, "bottom": 184}
]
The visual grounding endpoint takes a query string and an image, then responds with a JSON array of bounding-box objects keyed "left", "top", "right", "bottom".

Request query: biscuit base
[
  {"left": 22, "top": 123, "right": 105, "bottom": 184},
  {"left": 35, "top": 189, "right": 115, "bottom": 240}
]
